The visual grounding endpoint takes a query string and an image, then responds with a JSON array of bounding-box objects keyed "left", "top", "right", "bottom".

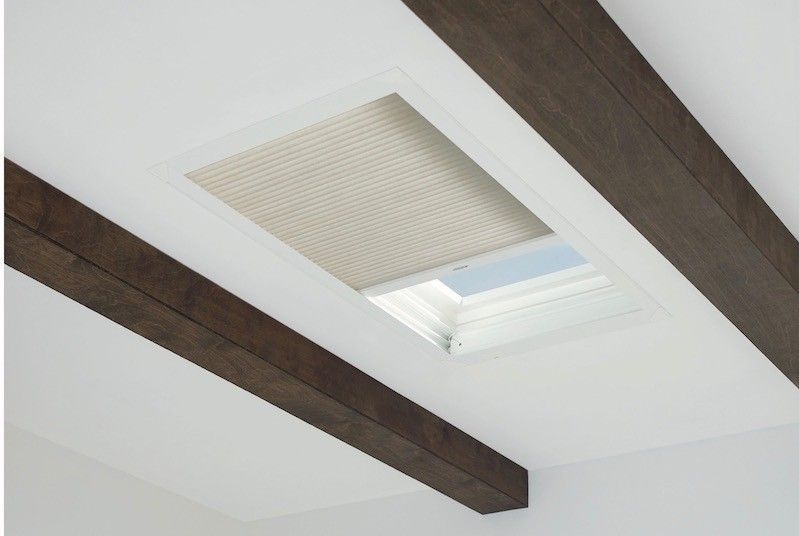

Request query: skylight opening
[
  {"left": 367, "top": 236, "right": 643, "bottom": 356},
  {"left": 162, "top": 70, "right": 658, "bottom": 362}
]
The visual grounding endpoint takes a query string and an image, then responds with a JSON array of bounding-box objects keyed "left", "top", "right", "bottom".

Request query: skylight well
[
  {"left": 164, "top": 72, "right": 655, "bottom": 360},
  {"left": 366, "top": 238, "right": 640, "bottom": 355}
]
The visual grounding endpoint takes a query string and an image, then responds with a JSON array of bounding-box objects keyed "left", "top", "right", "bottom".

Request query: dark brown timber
[
  {"left": 3, "top": 159, "right": 528, "bottom": 514},
  {"left": 401, "top": 0, "right": 799, "bottom": 386}
]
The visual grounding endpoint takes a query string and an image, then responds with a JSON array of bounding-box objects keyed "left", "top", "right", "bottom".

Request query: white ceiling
[{"left": 5, "top": 0, "right": 799, "bottom": 523}]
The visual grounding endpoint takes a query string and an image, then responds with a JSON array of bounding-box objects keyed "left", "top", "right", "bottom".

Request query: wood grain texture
[
  {"left": 3, "top": 159, "right": 528, "bottom": 514},
  {"left": 539, "top": 0, "right": 799, "bottom": 292},
  {"left": 401, "top": 0, "right": 799, "bottom": 386}
]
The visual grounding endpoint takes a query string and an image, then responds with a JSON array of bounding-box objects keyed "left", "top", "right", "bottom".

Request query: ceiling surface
[{"left": 5, "top": 0, "right": 799, "bottom": 522}]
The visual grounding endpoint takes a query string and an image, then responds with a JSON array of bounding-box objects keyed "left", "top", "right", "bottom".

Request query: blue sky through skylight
[{"left": 439, "top": 243, "right": 587, "bottom": 297}]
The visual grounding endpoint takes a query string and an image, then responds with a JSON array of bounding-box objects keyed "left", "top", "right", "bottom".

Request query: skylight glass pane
[{"left": 439, "top": 243, "right": 587, "bottom": 296}]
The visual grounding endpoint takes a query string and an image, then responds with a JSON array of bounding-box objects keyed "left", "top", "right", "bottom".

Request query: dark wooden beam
[
  {"left": 401, "top": 0, "right": 799, "bottom": 386},
  {"left": 3, "top": 159, "right": 528, "bottom": 514}
]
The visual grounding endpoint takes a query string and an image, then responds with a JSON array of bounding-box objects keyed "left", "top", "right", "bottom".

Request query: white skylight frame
[
  {"left": 155, "top": 68, "right": 662, "bottom": 364},
  {"left": 369, "top": 259, "right": 641, "bottom": 357}
]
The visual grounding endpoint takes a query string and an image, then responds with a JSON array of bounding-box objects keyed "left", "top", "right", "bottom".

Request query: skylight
[
  {"left": 368, "top": 238, "right": 643, "bottom": 356},
  {"left": 439, "top": 243, "right": 587, "bottom": 297},
  {"left": 162, "top": 70, "right": 657, "bottom": 361}
]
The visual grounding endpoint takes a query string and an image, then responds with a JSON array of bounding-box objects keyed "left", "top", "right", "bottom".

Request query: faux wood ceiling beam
[
  {"left": 401, "top": 0, "right": 799, "bottom": 386},
  {"left": 3, "top": 159, "right": 528, "bottom": 514}
]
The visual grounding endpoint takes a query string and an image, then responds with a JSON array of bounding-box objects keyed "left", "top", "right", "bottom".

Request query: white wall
[
  {"left": 245, "top": 423, "right": 799, "bottom": 535},
  {"left": 7, "top": 422, "right": 798, "bottom": 535},
  {"left": 4, "top": 425, "right": 241, "bottom": 536}
]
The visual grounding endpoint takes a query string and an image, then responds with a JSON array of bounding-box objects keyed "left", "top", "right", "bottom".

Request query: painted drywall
[
  {"left": 246, "top": 423, "right": 799, "bottom": 535},
  {"left": 4, "top": 425, "right": 241, "bottom": 536},
  {"left": 9, "top": 422, "right": 797, "bottom": 535}
]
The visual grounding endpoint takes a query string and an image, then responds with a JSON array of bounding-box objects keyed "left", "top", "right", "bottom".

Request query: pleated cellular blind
[{"left": 187, "top": 94, "right": 551, "bottom": 290}]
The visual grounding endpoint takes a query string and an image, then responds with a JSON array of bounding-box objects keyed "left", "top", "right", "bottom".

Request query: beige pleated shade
[{"left": 187, "top": 94, "right": 551, "bottom": 290}]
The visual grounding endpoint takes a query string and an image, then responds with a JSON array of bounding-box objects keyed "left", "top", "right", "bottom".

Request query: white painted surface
[
  {"left": 247, "top": 423, "right": 799, "bottom": 536},
  {"left": 5, "top": 425, "right": 241, "bottom": 536},
  {"left": 10, "top": 422, "right": 798, "bottom": 535},
  {"left": 5, "top": 0, "right": 799, "bottom": 524},
  {"left": 598, "top": 0, "right": 799, "bottom": 239}
]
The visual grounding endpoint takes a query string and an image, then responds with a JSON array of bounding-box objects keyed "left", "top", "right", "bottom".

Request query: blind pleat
[{"left": 188, "top": 94, "right": 551, "bottom": 290}]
